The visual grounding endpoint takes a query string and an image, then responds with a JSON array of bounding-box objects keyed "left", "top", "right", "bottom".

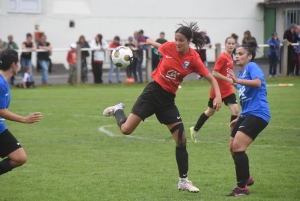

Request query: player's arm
[
  {"left": 146, "top": 38, "right": 161, "bottom": 49},
  {"left": 229, "top": 113, "right": 241, "bottom": 132},
  {"left": 227, "top": 69, "right": 261, "bottom": 88},
  {"left": 212, "top": 70, "right": 234, "bottom": 85},
  {"left": 203, "top": 73, "right": 222, "bottom": 111},
  {"left": 0, "top": 109, "right": 42, "bottom": 124}
]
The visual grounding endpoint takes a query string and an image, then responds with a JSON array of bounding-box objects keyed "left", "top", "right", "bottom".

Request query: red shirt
[
  {"left": 109, "top": 42, "right": 122, "bottom": 55},
  {"left": 67, "top": 50, "right": 77, "bottom": 64},
  {"left": 152, "top": 42, "right": 210, "bottom": 94},
  {"left": 209, "top": 52, "right": 234, "bottom": 98}
]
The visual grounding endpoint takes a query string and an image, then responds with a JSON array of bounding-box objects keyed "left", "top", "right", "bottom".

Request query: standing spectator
[
  {"left": 21, "top": 33, "right": 36, "bottom": 82},
  {"left": 153, "top": 32, "right": 168, "bottom": 71},
  {"left": 124, "top": 36, "right": 136, "bottom": 81},
  {"left": 2, "top": 35, "right": 18, "bottom": 85},
  {"left": 136, "top": 30, "right": 149, "bottom": 83},
  {"left": 66, "top": 43, "right": 77, "bottom": 85},
  {"left": 197, "top": 29, "right": 211, "bottom": 79},
  {"left": 37, "top": 34, "right": 52, "bottom": 86},
  {"left": 242, "top": 30, "right": 257, "bottom": 45},
  {"left": 296, "top": 26, "right": 300, "bottom": 74},
  {"left": 0, "top": 39, "right": 3, "bottom": 54},
  {"left": 77, "top": 35, "right": 90, "bottom": 84},
  {"left": 231, "top": 33, "right": 239, "bottom": 55},
  {"left": 283, "top": 24, "right": 299, "bottom": 76},
  {"left": 109, "top": 36, "right": 122, "bottom": 83},
  {"left": 266, "top": 32, "right": 280, "bottom": 77},
  {"left": 90, "top": 34, "right": 109, "bottom": 84}
]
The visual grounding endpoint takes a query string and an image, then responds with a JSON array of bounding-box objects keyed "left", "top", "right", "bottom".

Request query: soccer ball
[{"left": 111, "top": 46, "right": 133, "bottom": 68}]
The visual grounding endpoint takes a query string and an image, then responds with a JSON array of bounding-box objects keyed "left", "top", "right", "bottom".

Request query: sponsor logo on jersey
[{"left": 166, "top": 70, "right": 180, "bottom": 80}]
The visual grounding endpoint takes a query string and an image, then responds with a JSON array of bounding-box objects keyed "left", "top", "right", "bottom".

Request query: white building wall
[{"left": 0, "top": 0, "right": 264, "bottom": 67}]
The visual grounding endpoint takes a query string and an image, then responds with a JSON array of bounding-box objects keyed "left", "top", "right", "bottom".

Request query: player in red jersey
[
  {"left": 190, "top": 37, "right": 239, "bottom": 142},
  {"left": 103, "top": 22, "right": 222, "bottom": 193}
]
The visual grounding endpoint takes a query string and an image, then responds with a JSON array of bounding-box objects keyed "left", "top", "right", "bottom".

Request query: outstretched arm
[
  {"left": 146, "top": 38, "right": 161, "bottom": 49},
  {"left": 0, "top": 109, "right": 42, "bottom": 124},
  {"left": 212, "top": 70, "right": 234, "bottom": 85}
]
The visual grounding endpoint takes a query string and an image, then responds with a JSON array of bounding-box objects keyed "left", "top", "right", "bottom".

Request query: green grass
[{"left": 1, "top": 77, "right": 299, "bottom": 201}]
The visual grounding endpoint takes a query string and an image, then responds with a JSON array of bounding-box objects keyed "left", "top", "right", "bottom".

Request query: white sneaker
[
  {"left": 103, "top": 103, "right": 125, "bottom": 117},
  {"left": 178, "top": 178, "right": 199, "bottom": 193}
]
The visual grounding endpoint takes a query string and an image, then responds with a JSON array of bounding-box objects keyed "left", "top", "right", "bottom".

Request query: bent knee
[
  {"left": 13, "top": 155, "right": 27, "bottom": 167},
  {"left": 205, "top": 108, "right": 215, "bottom": 116},
  {"left": 120, "top": 126, "right": 133, "bottom": 135},
  {"left": 232, "top": 143, "right": 246, "bottom": 152}
]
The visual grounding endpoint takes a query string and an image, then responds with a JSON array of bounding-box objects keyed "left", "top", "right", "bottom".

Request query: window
[
  {"left": 8, "top": 0, "right": 41, "bottom": 13},
  {"left": 285, "top": 8, "right": 300, "bottom": 29}
]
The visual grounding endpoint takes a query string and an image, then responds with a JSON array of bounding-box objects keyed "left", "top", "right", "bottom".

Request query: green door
[{"left": 264, "top": 8, "right": 276, "bottom": 57}]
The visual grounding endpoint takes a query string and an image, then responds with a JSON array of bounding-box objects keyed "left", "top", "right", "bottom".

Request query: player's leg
[
  {"left": 0, "top": 130, "right": 26, "bottom": 175},
  {"left": 224, "top": 94, "right": 239, "bottom": 123},
  {"left": 190, "top": 99, "right": 216, "bottom": 142}
]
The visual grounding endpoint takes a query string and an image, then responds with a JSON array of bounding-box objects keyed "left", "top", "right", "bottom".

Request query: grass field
[{"left": 1, "top": 77, "right": 299, "bottom": 201}]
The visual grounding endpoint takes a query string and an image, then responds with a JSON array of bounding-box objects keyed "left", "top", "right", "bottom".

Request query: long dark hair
[
  {"left": 175, "top": 22, "right": 205, "bottom": 51},
  {"left": 0, "top": 49, "right": 19, "bottom": 71},
  {"left": 240, "top": 40, "right": 258, "bottom": 62},
  {"left": 96, "top": 34, "right": 103, "bottom": 46}
]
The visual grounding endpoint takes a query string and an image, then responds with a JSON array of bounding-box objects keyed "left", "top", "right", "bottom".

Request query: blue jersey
[
  {"left": 0, "top": 74, "right": 10, "bottom": 134},
  {"left": 237, "top": 62, "right": 270, "bottom": 122}
]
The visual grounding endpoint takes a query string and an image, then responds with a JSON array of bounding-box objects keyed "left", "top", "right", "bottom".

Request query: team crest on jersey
[{"left": 183, "top": 61, "right": 190, "bottom": 70}]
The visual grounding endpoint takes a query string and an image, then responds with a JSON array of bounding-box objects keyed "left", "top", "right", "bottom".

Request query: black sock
[
  {"left": 176, "top": 146, "right": 188, "bottom": 178},
  {"left": 194, "top": 113, "right": 209, "bottom": 132},
  {"left": 114, "top": 110, "right": 127, "bottom": 128},
  {"left": 231, "top": 115, "right": 238, "bottom": 122},
  {"left": 0, "top": 158, "right": 14, "bottom": 175},
  {"left": 233, "top": 151, "right": 249, "bottom": 188}
]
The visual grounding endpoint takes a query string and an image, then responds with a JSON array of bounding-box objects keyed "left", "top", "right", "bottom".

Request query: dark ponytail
[
  {"left": 175, "top": 22, "right": 205, "bottom": 51},
  {"left": 240, "top": 39, "right": 258, "bottom": 61},
  {"left": 0, "top": 49, "right": 19, "bottom": 71}
]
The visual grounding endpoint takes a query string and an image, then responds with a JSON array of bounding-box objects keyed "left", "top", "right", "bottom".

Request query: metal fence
[{"left": 13, "top": 40, "right": 299, "bottom": 84}]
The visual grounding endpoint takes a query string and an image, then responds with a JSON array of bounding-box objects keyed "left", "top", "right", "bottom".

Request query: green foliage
[{"left": 1, "top": 77, "right": 299, "bottom": 201}]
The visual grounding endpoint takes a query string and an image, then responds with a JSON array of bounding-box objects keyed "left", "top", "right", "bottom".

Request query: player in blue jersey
[
  {"left": 0, "top": 49, "right": 42, "bottom": 176},
  {"left": 226, "top": 40, "right": 270, "bottom": 197}
]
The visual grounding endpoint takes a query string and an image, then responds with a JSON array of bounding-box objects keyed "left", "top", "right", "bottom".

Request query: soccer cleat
[
  {"left": 178, "top": 178, "right": 199, "bottom": 193},
  {"left": 103, "top": 103, "right": 125, "bottom": 117},
  {"left": 189, "top": 127, "right": 197, "bottom": 143},
  {"left": 247, "top": 176, "right": 254, "bottom": 186},
  {"left": 227, "top": 186, "right": 250, "bottom": 197}
]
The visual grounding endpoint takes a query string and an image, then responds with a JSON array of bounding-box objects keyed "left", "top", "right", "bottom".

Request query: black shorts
[
  {"left": 0, "top": 129, "right": 22, "bottom": 158},
  {"left": 231, "top": 114, "right": 268, "bottom": 140},
  {"left": 208, "top": 93, "right": 237, "bottom": 108},
  {"left": 131, "top": 81, "right": 181, "bottom": 125}
]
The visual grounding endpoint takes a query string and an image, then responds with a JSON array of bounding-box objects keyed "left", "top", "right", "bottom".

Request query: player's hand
[
  {"left": 229, "top": 119, "right": 237, "bottom": 132},
  {"left": 213, "top": 96, "right": 222, "bottom": 112},
  {"left": 227, "top": 69, "right": 238, "bottom": 83},
  {"left": 24, "top": 112, "right": 42, "bottom": 123},
  {"left": 146, "top": 38, "right": 155, "bottom": 46}
]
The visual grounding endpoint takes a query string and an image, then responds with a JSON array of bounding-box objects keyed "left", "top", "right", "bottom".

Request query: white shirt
[
  {"left": 22, "top": 72, "right": 30, "bottom": 82},
  {"left": 89, "top": 39, "right": 109, "bottom": 61}
]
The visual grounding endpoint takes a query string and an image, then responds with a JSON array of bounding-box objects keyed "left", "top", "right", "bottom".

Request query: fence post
[
  {"left": 76, "top": 44, "right": 81, "bottom": 84},
  {"left": 215, "top": 43, "right": 221, "bottom": 61},
  {"left": 146, "top": 46, "right": 152, "bottom": 82},
  {"left": 281, "top": 40, "right": 288, "bottom": 76}
]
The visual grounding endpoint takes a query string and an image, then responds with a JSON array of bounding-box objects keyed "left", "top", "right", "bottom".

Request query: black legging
[{"left": 92, "top": 62, "right": 103, "bottom": 84}]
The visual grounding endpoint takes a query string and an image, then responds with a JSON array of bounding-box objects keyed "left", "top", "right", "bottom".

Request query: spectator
[
  {"left": 16, "top": 66, "right": 34, "bottom": 89},
  {"left": 136, "top": 30, "right": 149, "bottom": 83},
  {"left": 77, "top": 35, "right": 90, "bottom": 84},
  {"left": 153, "top": 32, "right": 168, "bottom": 71},
  {"left": 21, "top": 33, "right": 36, "bottom": 82},
  {"left": 198, "top": 29, "right": 211, "bottom": 67},
  {"left": 296, "top": 26, "right": 300, "bottom": 74},
  {"left": 124, "top": 36, "right": 137, "bottom": 81},
  {"left": 283, "top": 24, "right": 299, "bottom": 76},
  {"left": 3, "top": 35, "right": 18, "bottom": 85},
  {"left": 231, "top": 33, "right": 239, "bottom": 55},
  {"left": 66, "top": 43, "right": 77, "bottom": 85},
  {"left": 267, "top": 32, "right": 280, "bottom": 77},
  {"left": 242, "top": 30, "right": 257, "bottom": 45},
  {"left": 109, "top": 36, "right": 122, "bottom": 83},
  {"left": 90, "top": 34, "right": 109, "bottom": 84},
  {"left": 37, "top": 34, "right": 52, "bottom": 86}
]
